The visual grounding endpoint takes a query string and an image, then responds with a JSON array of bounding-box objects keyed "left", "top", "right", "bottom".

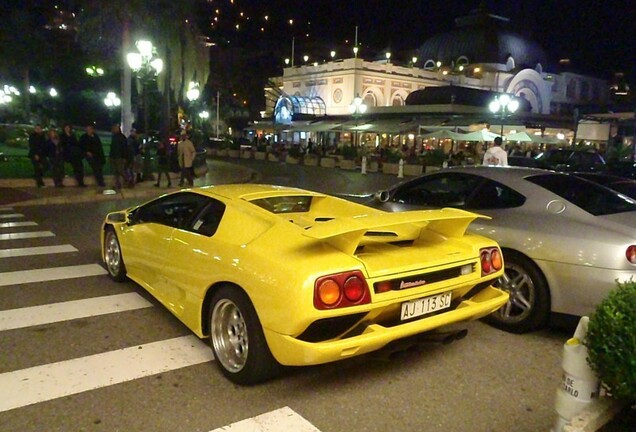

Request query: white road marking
[
  {"left": 0, "top": 207, "right": 14, "bottom": 212},
  {"left": 0, "top": 264, "right": 107, "bottom": 287},
  {"left": 210, "top": 407, "right": 322, "bottom": 432},
  {"left": 0, "top": 244, "right": 78, "bottom": 259},
  {"left": 0, "top": 335, "right": 213, "bottom": 412},
  {"left": 0, "top": 213, "right": 24, "bottom": 219},
  {"left": 0, "top": 221, "right": 38, "bottom": 228},
  {"left": 0, "top": 231, "right": 55, "bottom": 241},
  {"left": 0, "top": 293, "right": 153, "bottom": 331}
]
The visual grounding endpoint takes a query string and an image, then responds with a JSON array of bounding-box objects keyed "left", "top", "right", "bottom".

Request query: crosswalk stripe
[
  {"left": 0, "top": 293, "right": 153, "bottom": 331},
  {"left": 0, "top": 335, "right": 213, "bottom": 412},
  {"left": 0, "top": 244, "right": 78, "bottom": 259},
  {"left": 0, "top": 221, "right": 38, "bottom": 228},
  {"left": 0, "top": 264, "right": 107, "bottom": 287},
  {"left": 0, "top": 207, "right": 14, "bottom": 212},
  {"left": 210, "top": 407, "right": 321, "bottom": 432},
  {"left": 0, "top": 231, "right": 55, "bottom": 241},
  {"left": 0, "top": 213, "right": 24, "bottom": 219}
]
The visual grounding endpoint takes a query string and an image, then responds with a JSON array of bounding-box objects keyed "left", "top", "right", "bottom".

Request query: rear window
[
  {"left": 250, "top": 196, "right": 313, "bottom": 213},
  {"left": 526, "top": 174, "right": 636, "bottom": 216}
]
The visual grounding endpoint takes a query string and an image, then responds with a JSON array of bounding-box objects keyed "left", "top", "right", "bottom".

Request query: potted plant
[
  {"left": 285, "top": 146, "right": 302, "bottom": 164},
  {"left": 382, "top": 147, "right": 402, "bottom": 175},
  {"left": 403, "top": 152, "right": 424, "bottom": 176},
  {"left": 422, "top": 148, "right": 447, "bottom": 173},
  {"left": 339, "top": 145, "right": 358, "bottom": 170},
  {"left": 303, "top": 149, "right": 320, "bottom": 166},
  {"left": 255, "top": 143, "right": 267, "bottom": 160},
  {"left": 216, "top": 138, "right": 230, "bottom": 157},
  {"left": 228, "top": 139, "right": 240, "bottom": 158},
  {"left": 586, "top": 280, "right": 636, "bottom": 404}
]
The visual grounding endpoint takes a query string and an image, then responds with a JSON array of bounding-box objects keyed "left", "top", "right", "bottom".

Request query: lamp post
[
  {"left": 126, "top": 40, "right": 163, "bottom": 136},
  {"left": 489, "top": 94, "right": 519, "bottom": 137},
  {"left": 104, "top": 91, "right": 121, "bottom": 123},
  {"left": 348, "top": 94, "right": 367, "bottom": 147},
  {"left": 186, "top": 81, "right": 200, "bottom": 132}
]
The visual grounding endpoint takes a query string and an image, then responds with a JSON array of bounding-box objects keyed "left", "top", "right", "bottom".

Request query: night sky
[{"left": 202, "top": 0, "right": 635, "bottom": 81}]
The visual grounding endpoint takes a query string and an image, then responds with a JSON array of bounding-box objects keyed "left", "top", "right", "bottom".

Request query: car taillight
[
  {"left": 627, "top": 245, "right": 636, "bottom": 264},
  {"left": 481, "top": 247, "right": 503, "bottom": 276},
  {"left": 314, "top": 270, "right": 371, "bottom": 310}
]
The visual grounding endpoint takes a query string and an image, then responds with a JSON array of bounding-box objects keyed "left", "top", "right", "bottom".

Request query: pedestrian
[
  {"left": 482, "top": 136, "right": 508, "bottom": 166},
  {"left": 154, "top": 138, "right": 172, "bottom": 188},
  {"left": 109, "top": 124, "right": 128, "bottom": 189},
  {"left": 127, "top": 128, "right": 142, "bottom": 184},
  {"left": 80, "top": 125, "right": 106, "bottom": 187},
  {"left": 46, "top": 128, "right": 65, "bottom": 187},
  {"left": 28, "top": 124, "right": 48, "bottom": 188},
  {"left": 61, "top": 124, "right": 85, "bottom": 186},
  {"left": 177, "top": 131, "right": 196, "bottom": 187}
]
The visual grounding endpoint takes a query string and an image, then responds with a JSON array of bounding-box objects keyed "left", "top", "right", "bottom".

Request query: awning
[
  {"left": 291, "top": 121, "right": 342, "bottom": 132},
  {"left": 343, "top": 119, "right": 420, "bottom": 134}
]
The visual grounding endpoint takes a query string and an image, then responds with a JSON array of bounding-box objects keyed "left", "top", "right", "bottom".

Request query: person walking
[
  {"left": 28, "top": 124, "right": 48, "bottom": 188},
  {"left": 127, "top": 128, "right": 142, "bottom": 184},
  {"left": 154, "top": 138, "right": 172, "bottom": 188},
  {"left": 177, "top": 131, "right": 196, "bottom": 187},
  {"left": 482, "top": 136, "right": 508, "bottom": 167},
  {"left": 80, "top": 125, "right": 106, "bottom": 187},
  {"left": 109, "top": 124, "right": 128, "bottom": 189},
  {"left": 61, "top": 124, "right": 85, "bottom": 186},
  {"left": 46, "top": 128, "right": 65, "bottom": 187}
]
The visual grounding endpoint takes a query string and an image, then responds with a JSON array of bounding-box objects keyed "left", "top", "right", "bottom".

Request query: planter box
[
  {"left": 285, "top": 155, "right": 300, "bottom": 164},
  {"left": 425, "top": 165, "right": 442, "bottom": 173},
  {"left": 382, "top": 162, "right": 399, "bottom": 175},
  {"left": 205, "top": 147, "right": 217, "bottom": 157},
  {"left": 240, "top": 150, "right": 252, "bottom": 159},
  {"left": 303, "top": 156, "right": 320, "bottom": 166},
  {"left": 404, "top": 164, "right": 423, "bottom": 176},
  {"left": 320, "top": 157, "right": 337, "bottom": 168},
  {"left": 216, "top": 148, "right": 228, "bottom": 157},
  {"left": 268, "top": 153, "right": 280, "bottom": 162},
  {"left": 228, "top": 149, "right": 240, "bottom": 158},
  {"left": 254, "top": 151, "right": 266, "bottom": 160},
  {"left": 366, "top": 161, "right": 379, "bottom": 172},
  {"left": 339, "top": 159, "right": 356, "bottom": 170}
]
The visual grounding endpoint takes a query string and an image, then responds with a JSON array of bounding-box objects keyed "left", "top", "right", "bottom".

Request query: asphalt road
[{"left": 0, "top": 162, "right": 572, "bottom": 432}]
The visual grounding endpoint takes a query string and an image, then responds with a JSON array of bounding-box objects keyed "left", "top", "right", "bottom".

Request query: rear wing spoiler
[{"left": 302, "top": 208, "right": 488, "bottom": 255}]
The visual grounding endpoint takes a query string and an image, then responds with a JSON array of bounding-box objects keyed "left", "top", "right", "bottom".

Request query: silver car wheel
[
  {"left": 105, "top": 231, "right": 121, "bottom": 277},
  {"left": 495, "top": 263, "right": 536, "bottom": 323},
  {"left": 211, "top": 299, "right": 249, "bottom": 373}
]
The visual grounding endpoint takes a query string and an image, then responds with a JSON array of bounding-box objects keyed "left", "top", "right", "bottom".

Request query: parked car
[
  {"left": 371, "top": 166, "right": 636, "bottom": 333},
  {"left": 101, "top": 184, "right": 509, "bottom": 384},
  {"left": 509, "top": 149, "right": 606, "bottom": 173},
  {"left": 573, "top": 172, "right": 636, "bottom": 199}
]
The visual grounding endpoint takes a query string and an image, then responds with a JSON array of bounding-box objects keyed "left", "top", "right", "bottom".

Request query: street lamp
[
  {"left": 127, "top": 40, "right": 163, "bottom": 135},
  {"left": 348, "top": 94, "right": 367, "bottom": 147},
  {"left": 49, "top": 88, "right": 58, "bottom": 97},
  {"left": 385, "top": 51, "right": 392, "bottom": 63},
  {"left": 104, "top": 91, "right": 121, "bottom": 122},
  {"left": 489, "top": 94, "right": 519, "bottom": 136},
  {"left": 86, "top": 66, "right": 105, "bottom": 77}
]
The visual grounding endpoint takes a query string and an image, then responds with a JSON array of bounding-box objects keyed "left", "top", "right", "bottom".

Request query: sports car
[
  {"left": 371, "top": 166, "right": 636, "bottom": 333},
  {"left": 102, "top": 184, "right": 508, "bottom": 384}
]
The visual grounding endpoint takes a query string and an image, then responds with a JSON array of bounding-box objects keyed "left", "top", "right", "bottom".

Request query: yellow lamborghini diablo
[{"left": 101, "top": 184, "right": 508, "bottom": 384}]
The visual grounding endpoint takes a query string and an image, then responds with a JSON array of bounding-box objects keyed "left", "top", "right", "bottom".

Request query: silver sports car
[{"left": 371, "top": 166, "right": 636, "bottom": 333}]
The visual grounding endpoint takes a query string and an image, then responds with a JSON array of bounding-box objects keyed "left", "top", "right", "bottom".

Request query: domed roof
[{"left": 416, "top": 6, "right": 547, "bottom": 68}]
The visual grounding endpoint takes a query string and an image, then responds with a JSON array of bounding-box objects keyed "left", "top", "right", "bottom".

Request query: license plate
[{"left": 400, "top": 292, "right": 452, "bottom": 321}]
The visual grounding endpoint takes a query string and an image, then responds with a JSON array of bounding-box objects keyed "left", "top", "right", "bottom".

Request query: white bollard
[
  {"left": 361, "top": 155, "right": 367, "bottom": 175},
  {"left": 398, "top": 158, "right": 404, "bottom": 178},
  {"left": 552, "top": 316, "right": 601, "bottom": 432}
]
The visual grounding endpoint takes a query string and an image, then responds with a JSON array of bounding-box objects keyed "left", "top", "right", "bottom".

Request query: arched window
[
  {"left": 274, "top": 95, "right": 327, "bottom": 124},
  {"left": 392, "top": 94, "right": 404, "bottom": 106},
  {"left": 363, "top": 92, "right": 376, "bottom": 107}
]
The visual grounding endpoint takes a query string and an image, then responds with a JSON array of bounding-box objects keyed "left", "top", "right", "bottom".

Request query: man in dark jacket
[
  {"left": 80, "top": 124, "right": 106, "bottom": 187},
  {"left": 61, "top": 124, "right": 85, "bottom": 186},
  {"left": 109, "top": 124, "right": 128, "bottom": 189},
  {"left": 28, "top": 124, "right": 47, "bottom": 187}
]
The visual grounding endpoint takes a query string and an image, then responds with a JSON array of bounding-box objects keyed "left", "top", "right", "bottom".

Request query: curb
[{"left": 563, "top": 398, "right": 626, "bottom": 432}]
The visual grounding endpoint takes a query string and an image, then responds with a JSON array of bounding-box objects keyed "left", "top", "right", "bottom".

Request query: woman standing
[
  {"left": 154, "top": 139, "right": 172, "bottom": 188},
  {"left": 46, "top": 128, "right": 65, "bottom": 187}
]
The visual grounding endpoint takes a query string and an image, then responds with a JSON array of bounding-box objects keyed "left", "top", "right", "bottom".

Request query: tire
[
  {"left": 485, "top": 250, "right": 550, "bottom": 333},
  {"left": 209, "top": 285, "right": 281, "bottom": 385},
  {"left": 104, "top": 227, "right": 127, "bottom": 282}
]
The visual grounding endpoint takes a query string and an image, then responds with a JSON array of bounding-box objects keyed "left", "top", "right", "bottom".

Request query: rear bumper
[{"left": 264, "top": 285, "right": 508, "bottom": 366}]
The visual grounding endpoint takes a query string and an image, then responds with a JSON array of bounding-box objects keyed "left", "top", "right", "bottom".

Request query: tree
[{"left": 77, "top": 0, "right": 209, "bottom": 134}]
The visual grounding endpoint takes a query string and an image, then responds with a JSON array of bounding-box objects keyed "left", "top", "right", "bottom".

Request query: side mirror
[{"left": 376, "top": 191, "right": 390, "bottom": 203}]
